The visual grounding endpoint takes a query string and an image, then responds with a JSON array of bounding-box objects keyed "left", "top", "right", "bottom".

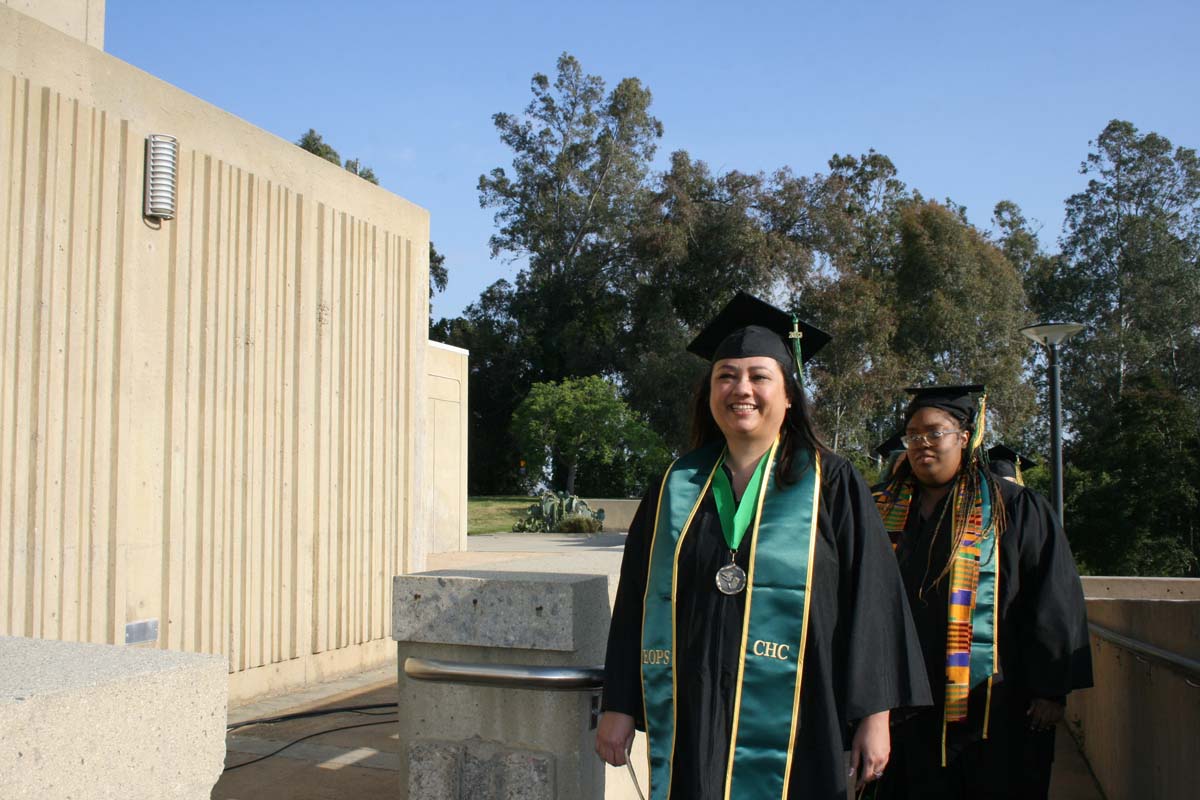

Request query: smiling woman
[{"left": 596, "top": 292, "right": 931, "bottom": 800}]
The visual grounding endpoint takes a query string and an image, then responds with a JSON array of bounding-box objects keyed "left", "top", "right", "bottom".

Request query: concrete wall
[
  {"left": 1, "top": 0, "right": 104, "bottom": 48},
  {"left": 1068, "top": 584, "right": 1200, "bottom": 800},
  {"left": 581, "top": 498, "right": 641, "bottom": 532},
  {"left": 427, "top": 342, "right": 468, "bottom": 554},
  {"left": 0, "top": 6, "right": 432, "bottom": 703},
  {"left": 1, "top": 635, "right": 227, "bottom": 799}
]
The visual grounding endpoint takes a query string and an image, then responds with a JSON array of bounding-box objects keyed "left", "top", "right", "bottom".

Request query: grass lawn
[{"left": 468, "top": 495, "right": 535, "bottom": 535}]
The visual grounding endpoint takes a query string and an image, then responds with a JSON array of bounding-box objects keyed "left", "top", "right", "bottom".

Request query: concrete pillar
[{"left": 392, "top": 572, "right": 610, "bottom": 799}]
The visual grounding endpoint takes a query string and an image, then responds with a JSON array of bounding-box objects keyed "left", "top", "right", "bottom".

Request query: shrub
[
  {"left": 557, "top": 514, "right": 604, "bottom": 534},
  {"left": 512, "top": 491, "right": 604, "bottom": 533}
]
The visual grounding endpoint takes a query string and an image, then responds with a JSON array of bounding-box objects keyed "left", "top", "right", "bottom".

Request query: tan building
[{"left": 0, "top": 0, "right": 467, "bottom": 703}]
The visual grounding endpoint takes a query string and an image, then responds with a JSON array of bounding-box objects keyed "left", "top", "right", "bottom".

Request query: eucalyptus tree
[{"left": 478, "top": 52, "right": 663, "bottom": 382}]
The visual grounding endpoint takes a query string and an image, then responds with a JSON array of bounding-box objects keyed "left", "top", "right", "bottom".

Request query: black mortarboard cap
[
  {"left": 686, "top": 291, "right": 832, "bottom": 368},
  {"left": 987, "top": 445, "right": 1038, "bottom": 471},
  {"left": 903, "top": 384, "right": 986, "bottom": 424},
  {"left": 874, "top": 432, "right": 905, "bottom": 459}
]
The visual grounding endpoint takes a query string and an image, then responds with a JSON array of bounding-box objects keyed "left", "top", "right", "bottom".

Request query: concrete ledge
[
  {"left": 1081, "top": 576, "right": 1200, "bottom": 600},
  {"left": 0, "top": 636, "right": 227, "bottom": 800},
  {"left": 392, "top": 572, "right": 608, "bottom": 652}
]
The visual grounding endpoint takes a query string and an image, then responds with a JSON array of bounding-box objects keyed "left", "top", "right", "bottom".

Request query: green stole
[{"left": 640, "top": 439, "right": 822, "bottom": 800}]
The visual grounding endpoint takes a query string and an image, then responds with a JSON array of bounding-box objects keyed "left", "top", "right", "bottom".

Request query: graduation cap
[
  {"left": 987, "top": 444, "right": 1038, "bottom": 484},
  {"left": 874, "top": 432, "right": 905, "bottom": 459},
  {"left": 686, "top": 292, "right": 832, "bottom": 372},
  {"left": 902, "top": 384, "right": 986, "bottom": 425},
  {"left": 987, "top": 444, "right": 1038, "bottom": 469}
]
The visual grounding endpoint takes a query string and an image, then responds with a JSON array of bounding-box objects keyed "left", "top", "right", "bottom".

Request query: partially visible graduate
[
  {"left": 875, "top": 432, "right": 908, "bottom": 483},
  {"left": 872, "top": 385, "right": 1093, "bottom": 799},
  {"left": 987, "top": 444, "right": 1039, "bottom": 485},
  {"left": 595, "top": 292, "right": 931, "bottom": 800}
]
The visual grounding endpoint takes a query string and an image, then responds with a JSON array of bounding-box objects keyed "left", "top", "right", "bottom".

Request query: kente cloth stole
[
  {"left": 640, "top": 440, "right": 821, "bottom": 800},
  {"left": 872, "top": 477, "right": 999, "bottom": 743}
]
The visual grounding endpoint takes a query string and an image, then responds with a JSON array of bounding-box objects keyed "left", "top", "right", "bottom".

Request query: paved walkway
[{"left": 213, "top": 532, "right": 1104, "bottom": 799}]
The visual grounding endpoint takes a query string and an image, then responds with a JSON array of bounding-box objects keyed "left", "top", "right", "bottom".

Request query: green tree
[
  {"left": 890, "top": 200, "right": 1036, "bottom": 439},
  {"left": 296, "top": 129, "right": 380, "bottom": 185},
  {"left": 511, "top": 376, "right": 666, "bottom": 496},
  {"left": 429, "top": 242, "right": 448, "bottom": 297},
  {"left": 1046, "top": 120, "right": 1200, "bottom": 427},
  {"left": 427, "top": 241, "right": 449, "bottom": 336},
  {"left": 1035, "top": 120, "right": 1200, "bottom": 576},
  {"left": 297, "top": 128, "right": 340, "bottom": 165},
  {"left": 623, "top": 152, "right": 807, "bottom": 450},
  {"left": 797, "top": 152, "right": 911, "bottom": 455},
  {"left": 478, "top": 52, "right": 663, "bottom": 382},
  {"left": 1065, "top": 375, "right": 1199, "bottom": 575},
  {"left": 343, "top": 158, "right": 379, "bottom": 185}
]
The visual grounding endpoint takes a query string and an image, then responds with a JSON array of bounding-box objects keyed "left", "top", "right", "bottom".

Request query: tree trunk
[{"left": 565, "top": 462, "right": 578, "bottom": 496}]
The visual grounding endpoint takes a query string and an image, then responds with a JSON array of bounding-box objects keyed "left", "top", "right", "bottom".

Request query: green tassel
[{"left": 789, "top": 313, "right": 804, "bottom": 392}]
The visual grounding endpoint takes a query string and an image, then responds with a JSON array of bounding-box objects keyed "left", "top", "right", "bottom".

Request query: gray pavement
[{"left": 213, "top": 531, "right": 1103, "bottom": 799}]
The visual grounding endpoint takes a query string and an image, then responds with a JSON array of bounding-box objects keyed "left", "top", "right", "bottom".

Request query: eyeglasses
[{"left": 900, "top": 429, "right": 963, "bottom": 449}]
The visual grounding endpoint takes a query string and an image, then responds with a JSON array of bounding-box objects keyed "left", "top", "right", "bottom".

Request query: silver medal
[{"left": 715, "top": 562, "right": 747, "bottom": 595}]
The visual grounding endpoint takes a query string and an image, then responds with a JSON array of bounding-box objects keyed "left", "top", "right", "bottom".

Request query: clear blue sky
[{"left": 105, "top": 0, "right": 1199, "bottom": 321}]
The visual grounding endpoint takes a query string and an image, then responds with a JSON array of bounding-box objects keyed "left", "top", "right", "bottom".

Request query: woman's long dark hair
[{"left": 689, "top": 362, "right": 828, "bottom": 487}]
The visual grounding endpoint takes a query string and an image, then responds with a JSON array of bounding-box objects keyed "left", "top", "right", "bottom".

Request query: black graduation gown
[
  {"left": 602, "top": 450, "right": 932, "bottom": 800},
  {"left": 879, "top": 475, "right": 1093, "bottom": 799}
]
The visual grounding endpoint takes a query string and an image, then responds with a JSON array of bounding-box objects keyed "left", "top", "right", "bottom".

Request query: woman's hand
[
  {"left": 1027, "top": 697, "right": 1065, "bottom": 732},
  {"left": 595, "top": 711, "right": 636, "bottom": 766},
  {"left": 848, "top": 709, "right": 890, "bottom": 792}
]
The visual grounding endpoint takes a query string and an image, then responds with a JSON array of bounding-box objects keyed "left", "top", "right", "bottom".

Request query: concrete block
[
  {"left": 500, "top": 749, "right": 556, "bottom": 800},
  {"left": 392, "top": 572, "right": 609, "bottom": 652},
  {"left": 462, "top": 741, "right": 500, "bottom": 799},
  {"left": 408, "top": 740, "right": 462, "bottom": 799},
  {"left": 0, "top": 635, "right": 227, "bottom": 800},
  {"left": 394, "top": 572, "right": 609, "bottom": 797}
]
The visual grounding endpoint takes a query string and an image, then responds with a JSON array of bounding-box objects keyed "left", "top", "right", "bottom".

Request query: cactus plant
[{"left": 512, "top": 491, "right": 605, "bottom": 533}]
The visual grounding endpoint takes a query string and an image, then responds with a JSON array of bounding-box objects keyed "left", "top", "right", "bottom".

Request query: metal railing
[
  {"left": 1089, "top": 622, "right": 1200, "bottom": 686},
  {"left": 404, "top": 657, "right": 605, "bottom": 691}
]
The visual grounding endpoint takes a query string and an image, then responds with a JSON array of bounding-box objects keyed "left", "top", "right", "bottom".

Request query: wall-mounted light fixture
[{"left": 144, "top": 134, "right": 179, "bottom": 220}]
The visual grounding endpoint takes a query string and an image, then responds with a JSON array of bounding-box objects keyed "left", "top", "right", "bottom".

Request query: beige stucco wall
[
  {"left": 0, "top": 6, "right": 432, "bottom": 703},
  {"left": 1, "top": 0, "right": 104, "bottom": 48},
  {"left": 426, "top": 341, "right": 468, "bottom": 554}
]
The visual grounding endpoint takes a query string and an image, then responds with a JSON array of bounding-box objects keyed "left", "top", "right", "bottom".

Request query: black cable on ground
[
  {"left": 226, "top": 702, "right": 399, "bottom": 732},
  {"left": 222, "top": 719, "right": 398, "bottom": 773}
]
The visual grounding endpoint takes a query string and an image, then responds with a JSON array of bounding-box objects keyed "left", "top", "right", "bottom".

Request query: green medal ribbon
[{"left": 711, "top": 450, "right": 771, "bottom": 552}]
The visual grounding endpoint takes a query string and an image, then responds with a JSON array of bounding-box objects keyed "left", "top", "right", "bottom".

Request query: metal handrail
[
  {"left": 1089, "top": 622, "right": 1200, "bottom": 685},
  {"left": 404, "top": 657, "right": 605, "bottom": 692}
]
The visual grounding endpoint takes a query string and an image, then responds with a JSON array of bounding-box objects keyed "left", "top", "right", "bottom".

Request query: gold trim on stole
[
  {"left": 722, "top": 438, "right": 782, "bottom": 799},
  {"left": 780, "top": 451, "right": 822, "bottom": 792},
  {"left": 639, "top": 453, "right": 721, "bottom": 799}
]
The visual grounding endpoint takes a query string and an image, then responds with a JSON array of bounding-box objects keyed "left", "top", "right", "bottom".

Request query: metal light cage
[{"left": 144, "top": 134, "right": 179, "bottom": 220}]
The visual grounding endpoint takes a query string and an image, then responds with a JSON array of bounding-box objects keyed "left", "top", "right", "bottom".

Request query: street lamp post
[{"left": 1020, "top": 322, "right": 1085, "bottom": 524}]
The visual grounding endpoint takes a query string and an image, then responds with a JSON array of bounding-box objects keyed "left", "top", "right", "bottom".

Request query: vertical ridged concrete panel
[
  {"left": 426, "top": 341, "right": 468, "bottom": 554},
  {"left": 0, "top": 7, "right": 432, "bottom": 701}
]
